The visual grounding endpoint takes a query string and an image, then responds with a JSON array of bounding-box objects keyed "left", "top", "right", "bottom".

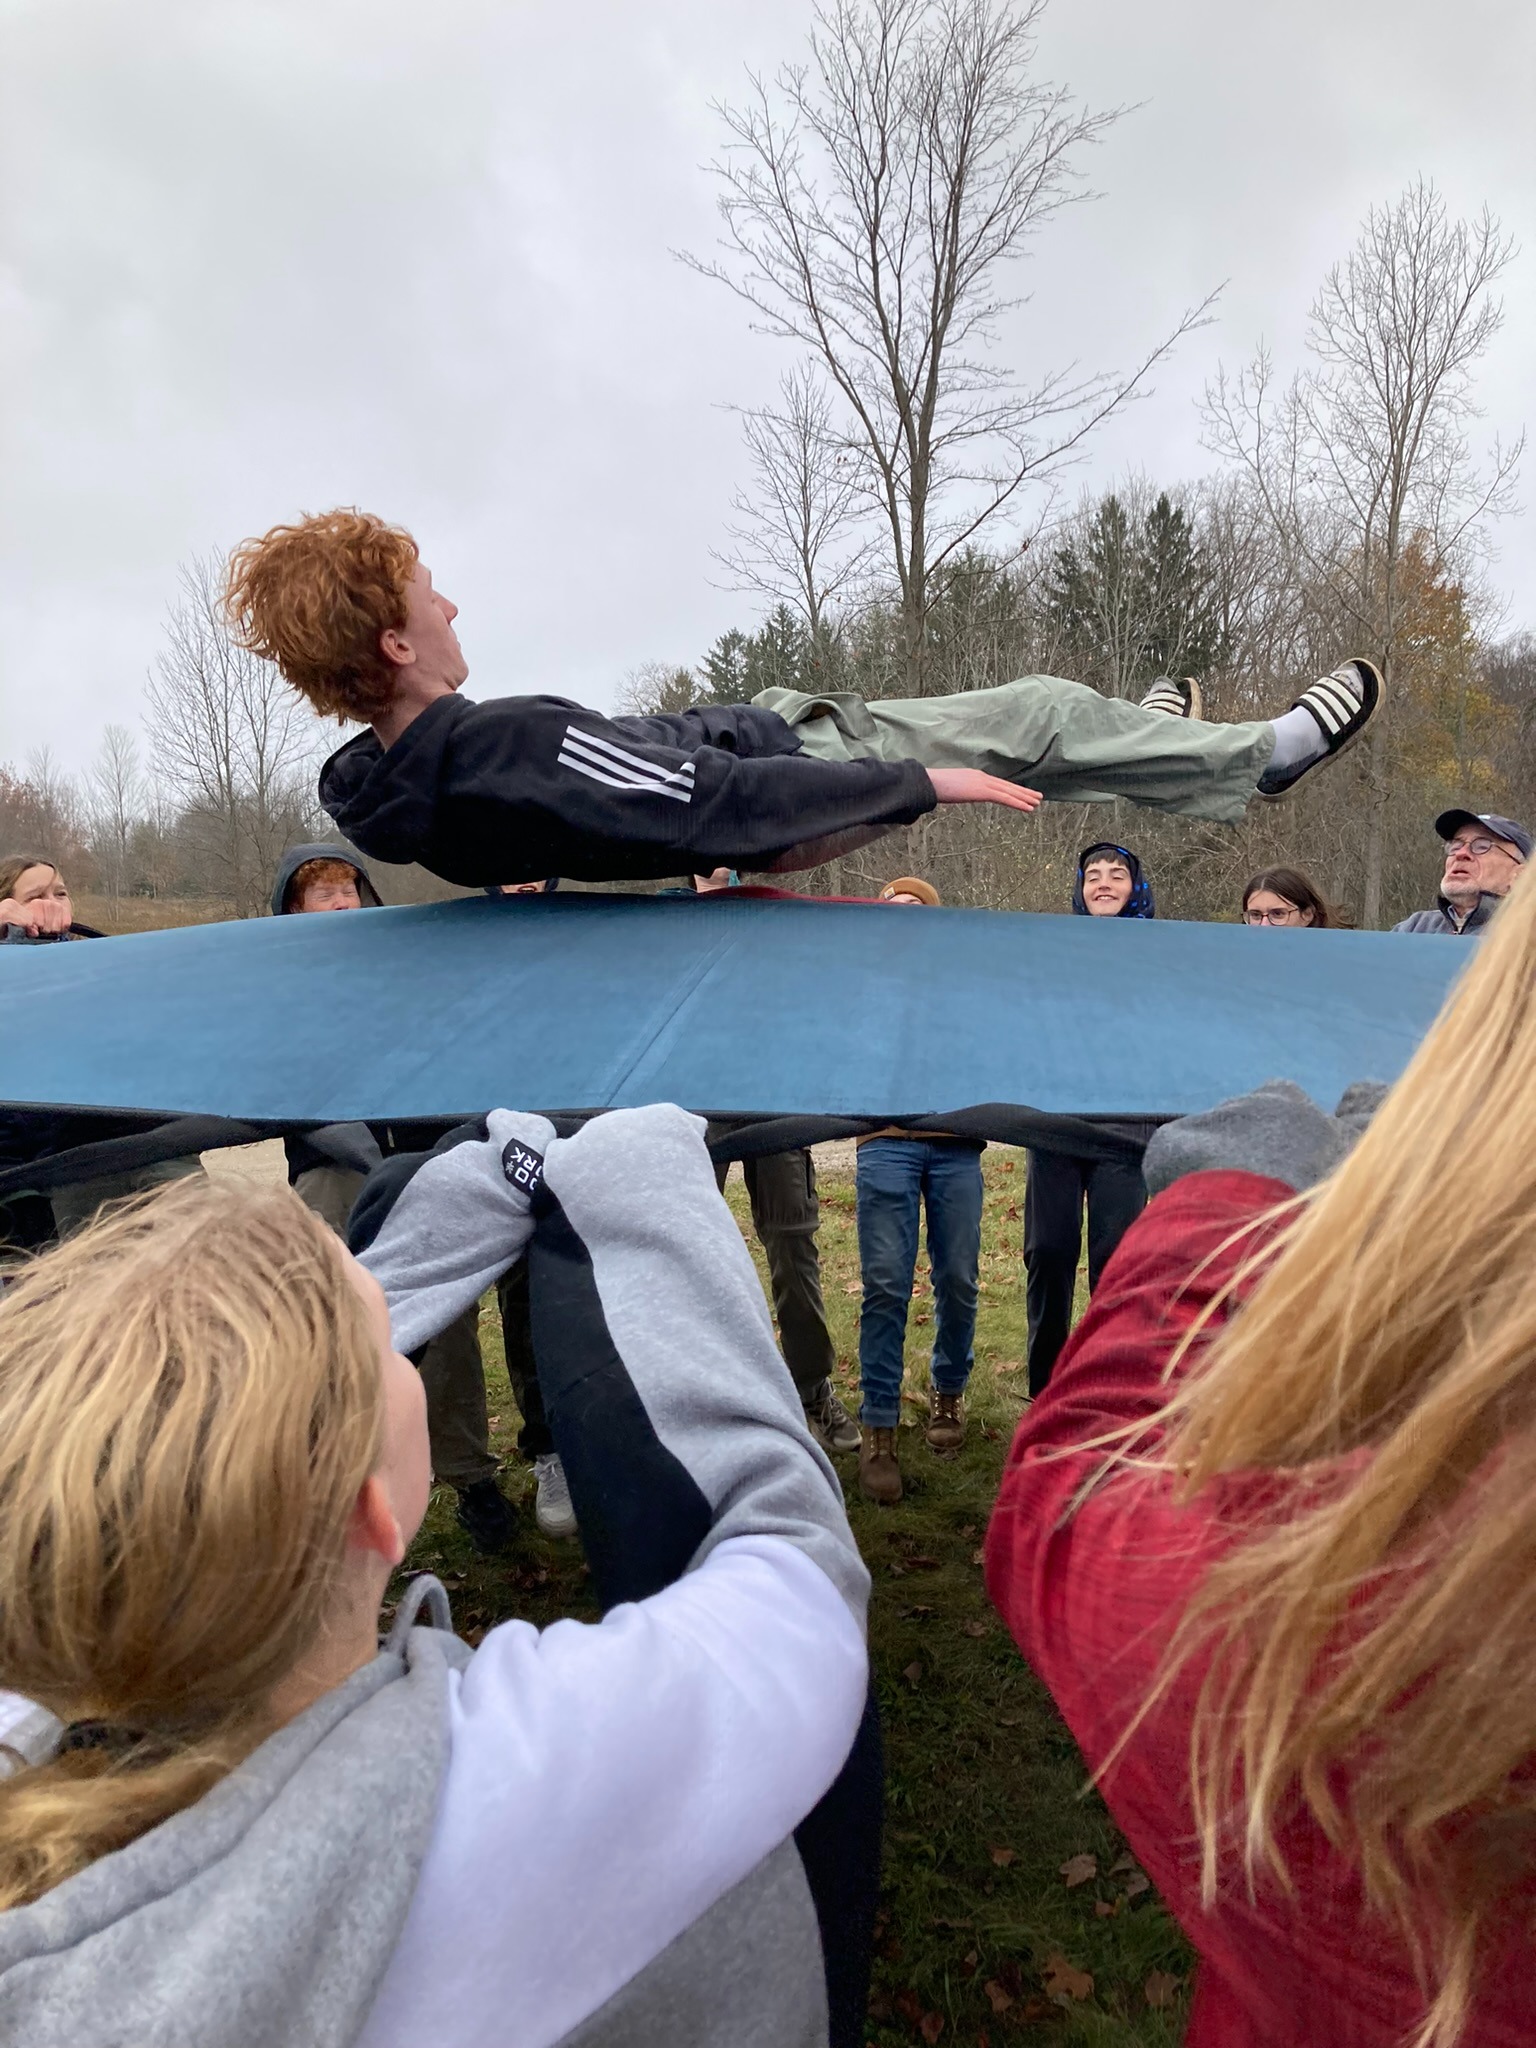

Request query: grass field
[{"left": 393, "top": 1150, "right": 1194, "bottom": 2043}]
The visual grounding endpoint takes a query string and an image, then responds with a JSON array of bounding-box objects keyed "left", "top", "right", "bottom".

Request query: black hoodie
[{"left": 317, "top": 693, "right": 936, "bottom": 888}]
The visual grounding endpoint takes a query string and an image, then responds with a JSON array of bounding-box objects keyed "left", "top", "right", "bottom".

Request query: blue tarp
[{"left": 0, "top": 894, "right": 1463, "bottom": 1126}]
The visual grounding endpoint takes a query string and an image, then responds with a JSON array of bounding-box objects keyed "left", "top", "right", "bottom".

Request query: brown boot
[
  {"left": 925, "top": 1387, "right": 966, "bottom": 1452},
  {"left": 859, "top": 1425, "right": 903, "bottom": 1504}
]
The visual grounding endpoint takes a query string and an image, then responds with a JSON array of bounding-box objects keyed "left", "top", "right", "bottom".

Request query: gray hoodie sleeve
[
  {"left": 529, "top": 1104, "right": 869, "bottom": 1626},
  {"left": 348, "top": 1111, "right": 556, "bottom": 1355},
  {"left": 347, "top": 1103, "right": 868, "bottom": 1629},
  {"left": 1142, "top": 1077, "right": 1389, "bottom": 1198}
]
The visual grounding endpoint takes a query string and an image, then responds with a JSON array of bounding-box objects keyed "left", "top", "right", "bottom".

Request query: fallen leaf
[
  {"left": 1006, "top": 1201, "right": 1020, "bottom": 1219},
  {"left": 995, "top": 1713, "right": 1021, "bottom": 1727},
  {"left": 980, "top": 1424, "right": 1001, "bottom": 1440},
  {"left": 487, "top": 1417, "right": 502, "bottom": 1431},
  {"left": 961, "top": 1619, "right": 990, "bottom": 1638},
  {"left": 919, "top": 2013, "right": 945, "bottom": 2044},
  {"left": 906, "top": 1554, "right": 941, "bottom": 1569},
  {"left": 1059, "top": 1852, "right": 1098, "bottom": 1888},
  {"left": 1123, "top": 1868, "right": 1151, "bottom": 1899},
  {"left": 914, "top": 1312, "right": 931, "bottom": 1325},
  {"left": 895, "top": 1989, "right": 923, "bottom": 2025},
  {"left": 983, "top": 1980, "right": 1014, "bottom": 2014},
  {"left": 1109, "top": 1853, "right": 1138, "bottom": 1875},
  {"left": 1145, "top": 1970, "right": 1180, "bottom": 2010},
  {"left": 842, "top": 1280, "right": 861, "bottom": 1295},
  {"left": 995, "top": 1358, "right": 1024, "bottom": 1374},
  {"left": 960, "top": 1948, "right": 979, "bottom": 1972},
  {"left": 1094, "top": 1898, "right": 1119, "bottom": 1919},
  {"left": 971, "top": 1547, "right": 987, "bottom": 1565},
  {"left": 989, "top": 1845, "right": 1016, "bottom": 1867},
  {"left": 1043, "top": 1952, "right": 1094, "bottom": 2003},
  {"left": 958, "top": 1523, "right": 977, "bottom": 1538},
  {"left": 902, "top": 1660, "right": 924, "bottom": 1686},
  {"left": 1001, "top": 1159, "right": 1016, "bottom": 1172},
  {"left": 898, "top": 1603, "right": 934, "bottom": 1619}
]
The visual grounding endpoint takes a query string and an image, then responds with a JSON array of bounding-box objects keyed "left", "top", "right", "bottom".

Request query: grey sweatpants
[
  {"left": 754, "top": 677, "right": 1276, "bottom": 825},
  {"left": 294, "top": 1165, "right": 498, "bottom": 1490}
]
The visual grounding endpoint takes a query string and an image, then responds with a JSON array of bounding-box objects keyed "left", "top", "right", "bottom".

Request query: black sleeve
[{"left": 544, "top": 714, "right": 936, "bottom": 874}]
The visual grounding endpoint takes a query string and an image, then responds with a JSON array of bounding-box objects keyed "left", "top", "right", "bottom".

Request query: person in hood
[
  {"left": 0, "top": 1107, "right": 877, "bottom": 2048},
  {"left": 270, "top": 843, "right": 385, "bottom": 916},
  {"left": 1393, "top": 809, "right": 1530, "bottom": 934},
  {"left": 1023, "top": 842, "right": 1158, "bottom": 1397},
  {"left": 271, "top": 843, "right": 524, "bottom": 1556},
  {"left": 1069, "top": 841, "right": 1155, "bottom": 920},
  {"left": 222, "top": 511, "right": 1381, "bottom": 891}
]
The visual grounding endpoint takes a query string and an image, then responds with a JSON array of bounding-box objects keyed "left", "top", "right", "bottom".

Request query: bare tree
[
  {"left": 688, "top": 0, "right": 1210, "bottom": 690},
  {"left": 145, "top": 556, "right": 322, "bottom": 916},
  {"left": 86, "top": 725, "right": 144, "bottom": 909},
  {"left": 716, "top": 367, "right": 871, "bottom": 642},
  {"left": 616, "top": 661, "right": 710, "bottom": 716},
  {"left": 1205, "top": 181, "right": 1521, "bottom": 924}
]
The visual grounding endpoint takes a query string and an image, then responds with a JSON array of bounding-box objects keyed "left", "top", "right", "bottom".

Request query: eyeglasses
[
  {"left": 1244, "top": 906, "right": 1301, "bottom": 925},
  {"left": 1447, "top": 837, "right": 1518, "bottom": 860}
]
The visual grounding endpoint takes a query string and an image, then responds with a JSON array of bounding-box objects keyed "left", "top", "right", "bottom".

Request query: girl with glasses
[{"left": 1240, "top": 867, "right": 1338, "bottom": 929}]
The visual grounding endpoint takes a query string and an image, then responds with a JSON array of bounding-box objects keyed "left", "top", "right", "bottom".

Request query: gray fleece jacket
[{"left": 0, "top": 1105, "right": 874, "bottom": 2048}]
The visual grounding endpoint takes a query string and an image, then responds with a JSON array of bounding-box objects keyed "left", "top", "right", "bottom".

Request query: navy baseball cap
[{"left": 1435, "top": 810, "right": 1533, "bottom": 860}]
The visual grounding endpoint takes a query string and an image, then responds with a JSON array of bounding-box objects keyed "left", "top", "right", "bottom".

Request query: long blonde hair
[
  {"left": 0, "top": 1176, "right": 383, "bottom": 1909},
  {"left": 1148, "top": 867, "right": 1536, "bottom": 2044}
]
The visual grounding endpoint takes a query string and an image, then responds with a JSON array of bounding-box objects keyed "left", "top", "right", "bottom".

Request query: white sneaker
[{"left": 534, "top": 1453, "right": 578, "bottom": 1540}]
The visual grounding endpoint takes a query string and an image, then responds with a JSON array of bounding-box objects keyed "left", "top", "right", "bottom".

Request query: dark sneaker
[
  {"left": 858, "top": 1426, "right": 903, "bottom": 1505},
  {"left": 1138, "top": 675, "right": 1203, "bottom": 720},
  {"left": 455, "top": 1477, "right": 517, "bottom": 1556},
  {"left": 925, "top": 1388, "right": 966, "bottom": 1451},
  {"left": 805, "top": 1380, "right": 861, "bottom": 1454},
  {"left": 533, "top": 1453, "right": 579, "bottom": 1540},
  {"left": 1257, "top": 658, "right": 1383, "bottom": 797}
]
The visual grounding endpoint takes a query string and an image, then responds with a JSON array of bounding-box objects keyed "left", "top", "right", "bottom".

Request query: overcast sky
[{"left": 2, "top": 0, "right": 1531, "bottom": 776}]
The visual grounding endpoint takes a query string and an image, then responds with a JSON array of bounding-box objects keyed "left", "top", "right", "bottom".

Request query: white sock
[{"left": 1266, "top": 704, "right": 1326, "bottom": 777}]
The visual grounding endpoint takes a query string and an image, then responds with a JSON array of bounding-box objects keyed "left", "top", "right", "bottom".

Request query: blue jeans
[{"left": 855, "top": 1138, "right": 984, "bottom": 1428}]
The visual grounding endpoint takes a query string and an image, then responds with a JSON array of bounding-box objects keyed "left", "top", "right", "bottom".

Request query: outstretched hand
[{"left": 927, "top": 768, "right": 1042, "bottom": 813}]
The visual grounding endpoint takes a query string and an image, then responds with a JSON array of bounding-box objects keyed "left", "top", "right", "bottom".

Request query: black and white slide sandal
[
  {"left": 1138, "top": 675, "right": 1204, "bottom": 720},
  {"left": 1257, "top": 658, "right": 1383, "bottom": 798}
]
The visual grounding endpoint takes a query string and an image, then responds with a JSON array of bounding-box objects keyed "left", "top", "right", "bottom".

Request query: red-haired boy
[{"left": 227, "top": 510, "right": 1380, "bottom": 889}]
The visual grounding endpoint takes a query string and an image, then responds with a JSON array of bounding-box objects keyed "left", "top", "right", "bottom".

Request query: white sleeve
[{"left": 356, "top": 1535, "right": 866, "bottom": 2048}]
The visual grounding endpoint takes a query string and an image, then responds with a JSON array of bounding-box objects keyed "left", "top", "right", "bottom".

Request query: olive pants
[
  {"left": 756, "top": 677, "right": 1275, "bottom": 825},
  {"left": 710, "top": 1140, "right": 837, "bottom": 1405}
]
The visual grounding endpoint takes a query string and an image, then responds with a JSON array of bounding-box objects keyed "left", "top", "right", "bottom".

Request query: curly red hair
[{"left": 223, "top": 510, "right": 419, "bottom": 723}]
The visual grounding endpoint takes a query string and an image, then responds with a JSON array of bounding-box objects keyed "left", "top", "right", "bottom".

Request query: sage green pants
[{"left": 754, "top": 677, "right": 1276, "bottom": 825}]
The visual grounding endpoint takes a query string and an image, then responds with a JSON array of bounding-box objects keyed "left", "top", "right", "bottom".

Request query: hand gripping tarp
[{"left": 0, "top": 892, "right": 1464, "bottom": 1194}]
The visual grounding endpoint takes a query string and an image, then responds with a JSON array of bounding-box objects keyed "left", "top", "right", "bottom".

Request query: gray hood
[
  {"left": 270, "top": 843, "right": 383, "bottom": 916},
  {"left": 0, "top": 1579, "right": 464, "bottom": 2048}
]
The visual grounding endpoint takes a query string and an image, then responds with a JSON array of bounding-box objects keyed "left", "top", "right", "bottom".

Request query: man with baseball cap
[{"left": 1393, "top": 809, "right": 1531, "bottom": 934}]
